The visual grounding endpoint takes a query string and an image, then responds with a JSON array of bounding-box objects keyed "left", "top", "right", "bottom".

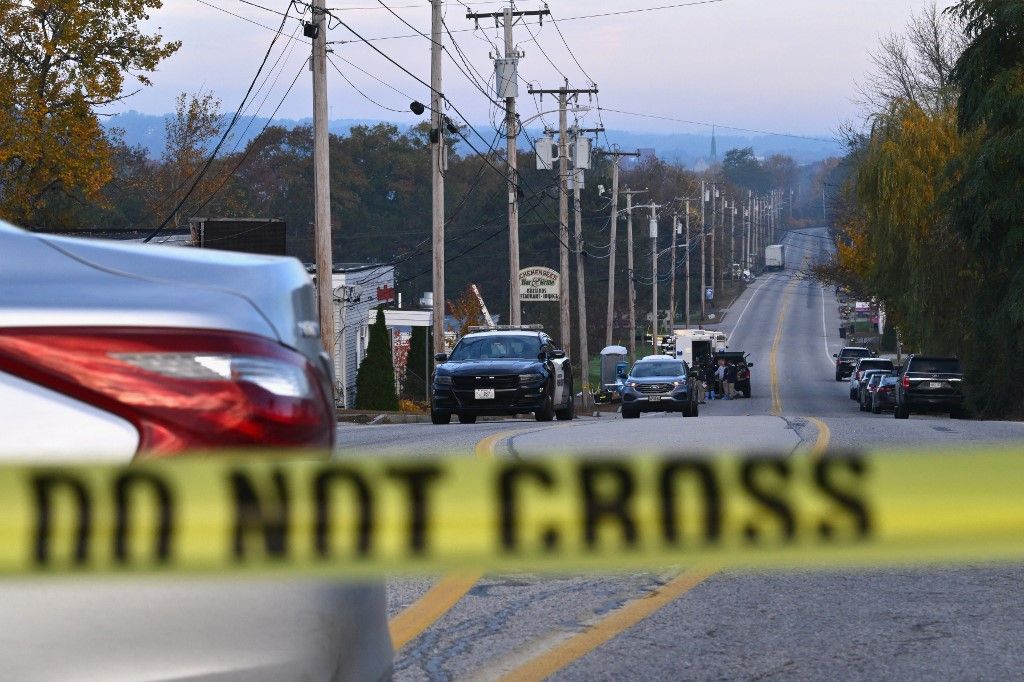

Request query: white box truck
[{"left": 765, "top": 244, "right": 784, "bottom": 271}]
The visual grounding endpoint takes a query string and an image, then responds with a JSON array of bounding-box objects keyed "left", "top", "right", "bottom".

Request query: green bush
[
  {"left": 355, "top": 308, "right": 399, "bottom": 411},
  {"left": 403, "top": 326, "right": 432, "bottom": 402}
]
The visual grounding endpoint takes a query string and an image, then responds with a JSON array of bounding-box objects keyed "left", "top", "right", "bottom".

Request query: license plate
[
  {"left": 929, "top": 382, "right": 945, "bottom": 389},
  {"left": 474, "top": 388, "right": 495, "bottom": 400},
  {"left": 649, "top": 396, "right": 663, "bottom": 402}
]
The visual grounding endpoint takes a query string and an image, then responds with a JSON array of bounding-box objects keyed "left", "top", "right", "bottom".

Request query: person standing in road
[
  {"left": 714, "top": 359, "right": 727, "bottom": 400},
  {"left": 724, "top": 361, "right": 738, "bottom": 400}
]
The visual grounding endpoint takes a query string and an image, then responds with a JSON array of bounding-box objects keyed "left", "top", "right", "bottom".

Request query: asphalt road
[{"left": 336, "top": 227, "right": 1024, "bottom": 681}]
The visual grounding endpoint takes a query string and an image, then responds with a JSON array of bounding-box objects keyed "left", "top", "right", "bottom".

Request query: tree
[
  {"left": 944, "top": 0, "right": 1024, "bottom": 415},
  {"left": 447, "top": 285, "right": 485, "bottom": 337},
  {"left": 156, "top": 91, "right": 225, "bottom": 231},
  {"left": 355, "top": 308, "right": 399, "bottom": 411},
  {"left": 403, "top": 326, "right": 433, "bottom": 402},
  {"left": 722, "top": 148, "right": 770, "bottom": 193},
  {"left": 859, "top": 1, "right": 965, "bottom": 115},
  {"left": 0, "top": 0, "right": 179, "bottom": 226}
]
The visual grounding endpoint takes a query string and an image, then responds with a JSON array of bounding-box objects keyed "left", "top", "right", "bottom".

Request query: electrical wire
[{"left": 144, "top": 1, "right": 296, "bottom": 241}]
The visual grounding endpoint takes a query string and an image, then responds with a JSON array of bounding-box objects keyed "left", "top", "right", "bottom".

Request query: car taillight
[
  {"left": 0, "top": 328, "right": 334, "bottom": 457},
  {"left": 902, "top": 375, "right": 911, "bottom": 389},
  {"left": 878, "top": 387, "right": 891, "bottom": 393}
]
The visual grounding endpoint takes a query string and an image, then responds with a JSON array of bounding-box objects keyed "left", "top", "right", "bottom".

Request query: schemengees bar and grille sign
[{"left": 520, "top": 266, "right": 560, "bottom": 302}]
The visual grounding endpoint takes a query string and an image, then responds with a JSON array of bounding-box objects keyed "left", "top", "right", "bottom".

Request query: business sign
[{"left": 520, "top": 266, "right": 560, "bottom": 302}]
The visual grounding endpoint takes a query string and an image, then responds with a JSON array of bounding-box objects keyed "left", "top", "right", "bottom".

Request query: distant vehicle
[
  {"left": 672, "top": 328, "right": 727, "bottom": 368},
  {"left": 0, "top": 221, "right": 390, "bottom": 680},
  {"left": 834, "top": 346, "right": 873, "bottom": 381},
  {"left": 765, "top": 244, "right": 784, "bottom": 270},
  {"left": 894, "top": 355, "right": 966, "bottom": 419},
  {"left": 859, "top": 371, "right": 891, "bottom": 411},
  {"left": 431, "top": 328, "right": 574, "bottom": 423},
  {"left": 620, "top": 356, "right": 700, "bottom": 419},
  {"left": 872, "top": 374, "right": 899, "bottom": 414},
  {"left": 849, "top": 358, "right": 896, "bottom": 399},
  {"left": 713, "top": 351, "right": 754, "bottom": 398}
]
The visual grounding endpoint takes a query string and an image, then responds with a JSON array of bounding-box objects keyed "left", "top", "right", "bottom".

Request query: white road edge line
[
  {"left": 729, "top": 273, "right": 775, "bottom": 338},
  {"left": 821, "top": 284, "right": 834, "bottom": 365}
]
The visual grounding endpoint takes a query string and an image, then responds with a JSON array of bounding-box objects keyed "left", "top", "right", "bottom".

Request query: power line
[
  {"left": 597, "top": 107, "right": 839, "bottom": 143},
  {"left": 179, "top": 58, "right": 310, "bottom": 229},
  {"left": 145, "top": 0, "right": 296, "bottom": 241}
]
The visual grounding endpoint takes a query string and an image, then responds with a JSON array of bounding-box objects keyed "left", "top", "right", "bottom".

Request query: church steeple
[{"left": 710, "top": 126, "right": 718, "bottom": 163}]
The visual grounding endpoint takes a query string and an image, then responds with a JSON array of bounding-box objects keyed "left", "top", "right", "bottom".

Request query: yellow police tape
[{"left": 4, "top": 447, "right": 1024, "bottom": 577}]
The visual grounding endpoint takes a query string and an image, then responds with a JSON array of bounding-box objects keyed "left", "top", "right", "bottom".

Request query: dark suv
[
  {"left": 833, "top": 346, "right": 872, "bottom": 381},
  {"left": 620, "top": 356, "right": 700, "bottom": 418},
  {"left": 431, "top": 329, "right": 574, "bottom": 424},
  {"left": 894, "top": 355, "right": 966, "bottom": 419}
]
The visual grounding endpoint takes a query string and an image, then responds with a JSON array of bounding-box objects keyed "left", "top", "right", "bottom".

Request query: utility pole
[
  {"left": 670, "top": 212, "right": 678, "bottom": 333},
  {"left": 684, "top": 200, "right": 691, "bottom": 328},
  {"left": 598, "top": 148, "right": 640, "bottom": 347},
  {"left": 311, "top": 0, "right": 335, "bottom": 388},
  {"left": 729, "top": 201, "right": 736, "bottom": 283},
  {"left": 710, "top": 185, "right": 718, "bottom": 312},
  {"left": 645, "top": 202, "right": 662, "bottom": 351},
  {"left": 621, "top": 188, "right": 646, "bottom": 359},
  {"left": 700, "top": 179, "right": 707, "bottom": 322},
  {"left": 430, "top": 0, "right": 445, "bottom": 355},
  {"left": 570, "top": 126, "right": 602, "bottom": 410},
  {"left": 528, "top": 81, "right": 599, "bottom": 355},
  {"left": 746, "top": 190, "right": 752, "bottom": 272},
  {"left": 467, "top": 5, "right": 549, "bottom": 327}
]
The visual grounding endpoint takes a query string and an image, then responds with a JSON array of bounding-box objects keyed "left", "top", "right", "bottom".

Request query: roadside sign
[
  {"left": 705, "top": 287, "right": 714, "bottom": 301},
  {"left": 520, "top": 266, "right": 560, "bottom": 302}
]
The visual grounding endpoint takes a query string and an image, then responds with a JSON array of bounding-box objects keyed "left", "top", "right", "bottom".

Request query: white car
[{"left": 0, "top": 222, "right": 392, "bottom": 680}]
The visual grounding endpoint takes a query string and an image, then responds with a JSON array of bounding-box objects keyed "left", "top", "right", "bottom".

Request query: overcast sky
[{"left": 123, "top": 0, "right": 955, "bottom": 139}]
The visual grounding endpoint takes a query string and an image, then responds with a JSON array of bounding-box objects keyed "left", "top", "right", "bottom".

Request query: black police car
[
  {"left": 620, "top": 355, "right": 700, "bottom": 419},
  {"left": 430, "top": 328, "right": 574, "bottom": 424}
]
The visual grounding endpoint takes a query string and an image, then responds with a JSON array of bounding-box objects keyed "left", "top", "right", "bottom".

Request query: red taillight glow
[
  {"left": 902, "top": 375, "right": 911, "bottom": 389},
  {"left": 0, "top": 328, "right": 334, "bottom": 456}
]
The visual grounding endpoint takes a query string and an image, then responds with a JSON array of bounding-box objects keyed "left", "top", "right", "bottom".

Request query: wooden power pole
[
  {"left": 430, "top": 0, "right": 445, "bottom": 355},
  {"left": 311, "top": 0, "right": 335, "bottom": 395},
  {"left": 528, "top": 80, "right": 598, "bottom": 355},
  {"left": 599, "top": 148, "right": 640, "bottom": 348},
  {"left": 621, "top": 188, "right": 646, "bottom": 360},
  {"left": 467, "top": 4, "right": 549, "bottom": 326}
]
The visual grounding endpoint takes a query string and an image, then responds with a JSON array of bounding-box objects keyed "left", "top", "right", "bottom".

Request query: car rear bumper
[
  {"left": 0, "top": 580, "right": 392, "bottom": 681},
  {"left": 904, "top": 394, "right": 964, "bottom": 411}
]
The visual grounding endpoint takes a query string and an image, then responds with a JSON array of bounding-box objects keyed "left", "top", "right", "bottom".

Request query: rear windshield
[
  {"left": 909, "top": 358, "right": 962, "bottom": 374},
  {"left": 858, "top": 359, "right": 893, "bottom": 369},
  {"left": 880, "top": 376, "right": 898, "bottom": 386},
  {"left": 840, "top": 348, "right": 872, "bottom": 358},
  {"left": 868, "top": 374, "right": 886, "bottom": 385},
  {"left": 631, "top": 361, "right": 685, "bottom": 378}
]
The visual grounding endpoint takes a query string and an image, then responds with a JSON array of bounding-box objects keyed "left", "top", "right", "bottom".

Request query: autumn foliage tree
[{"left": 0, "top": 0, "right": 179, "bottom": 226}]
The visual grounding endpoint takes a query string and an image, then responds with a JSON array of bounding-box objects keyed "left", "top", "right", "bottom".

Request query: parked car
[
  {"left": 848, "top": 357, "right": 895, "bottom": 399},
  {"left": 895, "top": 355, "right": 966, "bottom": 419},
  {"left": 713, "top": 351, "right": 754, "bottom": 398},
  {"left": 872, "top": 374, "right": 899, "bottom": 414},
  {"left": 833, "top": 346, "right": 873, "bottom": 381},
  {"left": 620, "top": 355, "right": 700, "bottom": 418},
  {"left": 859, "top": 371, "right": 890, "bottom": 411},
  {"left": 0, "top": 221, "right": 392, "bottom": 680},
  {"left": 431, "top": 328, "right": 574, "bottom": 423}
]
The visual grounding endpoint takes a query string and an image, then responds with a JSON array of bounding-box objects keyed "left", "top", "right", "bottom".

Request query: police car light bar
[{"left": 467, "top": 324, "right": 545, "bottom": 332}]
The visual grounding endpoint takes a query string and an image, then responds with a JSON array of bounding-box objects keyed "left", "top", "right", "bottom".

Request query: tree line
[
  {"left": 1, "top": 0, "right": 831, "bottom": 376},
  {"left": 815, "top": 0, "right": 1024, "bottom": 417}
]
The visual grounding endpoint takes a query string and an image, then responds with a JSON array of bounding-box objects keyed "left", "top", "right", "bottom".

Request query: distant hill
[{"left": 105, "top": 110, "right": 843, "bottom": 167}]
